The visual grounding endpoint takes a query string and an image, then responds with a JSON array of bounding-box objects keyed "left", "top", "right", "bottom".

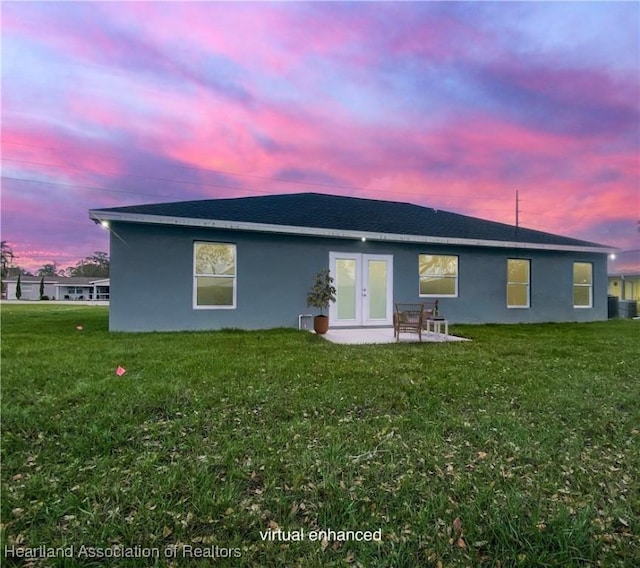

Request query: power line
[
  {"left": 2, "top": 140, "right": 538, "bottom": 221},
  {"left": 1, "top": 176, "right": 184, "bottom": 200},
  {"left": 1, "top": 174, "right": 518, "bottom": 216},
  {"left": 9, "top": 142, "right": 612, "bottom": 232},
  {"left": 2, "top": 159, "right": 251, "bottom": 195},
  {"left": 1, "top": 142, "right": 513, "bottom": 202}
]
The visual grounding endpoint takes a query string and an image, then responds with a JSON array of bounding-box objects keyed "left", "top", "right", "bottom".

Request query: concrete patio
[{"left": 320, "top": 327, "right": 470, "bottom": 345}]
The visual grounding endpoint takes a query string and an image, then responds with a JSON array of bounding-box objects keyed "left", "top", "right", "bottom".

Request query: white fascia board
[
  {"left": 89, "top": 210, "right": 615, "bottom": 254},
  {"left": 608, "top": 271, "right": 640, "bottom": 277}
]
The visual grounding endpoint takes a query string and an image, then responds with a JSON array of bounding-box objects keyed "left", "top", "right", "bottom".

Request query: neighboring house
[
  {"left": 89, "top": 192, "right": 613, "bottom": 332},
  {"left": 4, "top": 277, "right": 58, "bottom": 301},
  {"left": 4, "top": 276, "right": 110, "bottom": 301},
  {"left": 608, "top": 249, "right": 640, "bottom": 302},
  {"left": 91, "top": 278, "right": 111, "bottom": 301},
  {"left": 54, "top": 277, "right": 111, "bottom": 301}
]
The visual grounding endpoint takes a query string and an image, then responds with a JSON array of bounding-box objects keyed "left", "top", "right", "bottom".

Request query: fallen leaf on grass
[
  {"left": 452, "top": 517, "right": 462, "bottom": 538},
  {"left": 452, "top": 517, "right": 467, "bottom": 548}
]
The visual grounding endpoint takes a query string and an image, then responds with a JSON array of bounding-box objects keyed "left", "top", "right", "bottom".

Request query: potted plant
[{"left": 306, "top": 269, "right": 336, "bottom": 334}]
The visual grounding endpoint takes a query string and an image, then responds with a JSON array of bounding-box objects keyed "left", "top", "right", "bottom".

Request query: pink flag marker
[{"left": 115, "top": 366, "right": 126, "bottom": 376}]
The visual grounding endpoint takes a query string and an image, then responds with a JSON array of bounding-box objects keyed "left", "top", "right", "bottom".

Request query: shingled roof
[{"left": 90, "top": 192, "right": 611, "bottom": 252}]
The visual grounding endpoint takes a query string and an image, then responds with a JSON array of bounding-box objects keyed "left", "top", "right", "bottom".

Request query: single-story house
[
  {"left": 608, "top": 249, "right": 640, "bottom": 302},
  {"left": 4, "top": 276, "right": 110, "bottom": 301},
  {"left": 3, "top": 277, "right": 58, "bottom": 301},
  {"left": 54, "top": 277, "right": 111, "bottom": 301},
  {"left": 89, "top": 192, "right": 613, "bottom": 332}
]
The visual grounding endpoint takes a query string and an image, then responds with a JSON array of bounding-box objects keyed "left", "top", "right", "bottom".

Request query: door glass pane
[
  {"left": 368, "top": 260, "right": 387, "bottom": 319},
  {"left": 336, "top": 259, "right": 356, "bottom": 319}
]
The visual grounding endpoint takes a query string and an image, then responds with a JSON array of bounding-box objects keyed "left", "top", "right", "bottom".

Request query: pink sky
[{"left": 1, "top": 2, "right": 638, "bottom": 273}]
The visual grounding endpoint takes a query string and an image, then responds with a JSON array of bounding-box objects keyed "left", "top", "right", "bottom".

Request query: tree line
[{"left": 1, "top": 242, "right": 109, "bottom": 279}]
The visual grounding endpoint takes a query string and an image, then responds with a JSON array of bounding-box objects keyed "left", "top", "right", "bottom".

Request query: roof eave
[{"left": 89, "top": 210, "right": 615, "bottom": 254}]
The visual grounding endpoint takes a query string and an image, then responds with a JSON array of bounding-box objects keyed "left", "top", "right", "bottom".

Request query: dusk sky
[{"left": 2, "top": 1, "right": 639, "bottom": 274}]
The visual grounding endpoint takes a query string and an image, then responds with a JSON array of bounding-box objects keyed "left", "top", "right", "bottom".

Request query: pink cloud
[
  {"left": 3, "top": 126, "right": 124, "bottom": 184},
  {"left": 3, "top": 1, "right": 637, "bottom": 266}
]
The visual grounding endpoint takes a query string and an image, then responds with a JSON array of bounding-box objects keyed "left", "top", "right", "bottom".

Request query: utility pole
[{"left": 515, "top": 190, "right": 520, "bottom": 243}]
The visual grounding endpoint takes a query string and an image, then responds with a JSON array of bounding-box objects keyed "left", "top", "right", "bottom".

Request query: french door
[{"left": 329, "top": 252, "right": 393, "bottom": 326}]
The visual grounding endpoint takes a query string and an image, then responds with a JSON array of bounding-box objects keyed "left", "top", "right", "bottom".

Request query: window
[
  {"left": 507, "top": 259, "right": 530, "bottom": 308},
  {"left": 194, "top": 242, "right": 236, "bottom": 308},
  {"left": 419, "top": 254, "right": 458, "bottom": 297},
  {"left": 573, "top": 262, "right": 593, "bottom": 308}
]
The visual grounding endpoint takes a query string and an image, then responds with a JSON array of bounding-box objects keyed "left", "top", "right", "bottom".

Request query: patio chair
[
  {"left": 394, "top": 303, "right": 424, "bottom": 341},
  {"left": 421, "top": 299, "right": 439, "bottom": 323}
]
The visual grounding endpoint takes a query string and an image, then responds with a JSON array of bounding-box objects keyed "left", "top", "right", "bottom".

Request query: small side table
[{"left": 425, "top": 318, "right": 449, "bottom": 340}]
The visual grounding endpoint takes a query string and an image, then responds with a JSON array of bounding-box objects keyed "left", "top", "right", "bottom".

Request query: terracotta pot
[{"left": 313, "top": 315, "right": 329, "bottom": 334}]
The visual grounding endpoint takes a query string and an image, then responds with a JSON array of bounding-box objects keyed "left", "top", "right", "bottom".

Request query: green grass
[{"left": 1, "top": 304, "right": 639, "bottom": 567}]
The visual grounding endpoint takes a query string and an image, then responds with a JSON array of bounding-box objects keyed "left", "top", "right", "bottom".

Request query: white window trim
[
  {"left": 193, "top": 242, "right": 237, "bottom": 310},
  {"left": 573, "top": 287, "right": 593, "bottom": 308},
  {"left": 418, "top": 254, "right": 459, "bottom": 298},
  {"left": 507, "top": 258, "right": 530, "bottom": 309},
  {"left": 573, "top": 262, "right": 593, "bottom": 309}
]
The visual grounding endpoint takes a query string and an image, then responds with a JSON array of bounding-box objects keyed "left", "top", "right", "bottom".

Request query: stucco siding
[
  {"left": 108, "top": 222, "right": 608, "bottom": 331},
  {"left": 389, "top": 246, "right": 607, "bottom": 324},
  {"left": 5, "top": 281, "right": 57, "bottom": 301}
]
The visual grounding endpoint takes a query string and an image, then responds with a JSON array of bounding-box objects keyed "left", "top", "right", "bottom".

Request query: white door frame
[{"left": 329, "top": 252, "right": 393, "bottom": 327}]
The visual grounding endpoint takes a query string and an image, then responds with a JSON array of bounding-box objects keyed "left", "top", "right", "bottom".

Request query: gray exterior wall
[
  {"left": 108, "top": 221, "right": 608, "bottom": 331},
  {"left": 5, "top": 280, "right": 57, "bottom": 300}
]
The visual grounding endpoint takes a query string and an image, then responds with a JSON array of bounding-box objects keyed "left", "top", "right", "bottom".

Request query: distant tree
[
  {"left": 6, "top": 266, "right": 33, "bottom": 277},
  {"left": 16, "top": 273, "right": 22, "bottom": 300},
  {"left": 1, "top": 241, "right": 16, "bottom": 297},
  {"left": 1, "top": 241, "right": 14, "bottom": 277},
  {"left": 39, "top": 275, "right": 45, "bottom": 299},
  {"left": 37, "top": 263, "right": 60, "bottom": 277},
  {"left": 66, "top": 251, "right": 109, "bottom": 278}
]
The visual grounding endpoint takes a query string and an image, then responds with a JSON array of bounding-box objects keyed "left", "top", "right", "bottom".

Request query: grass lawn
[{"left": 1, "top": 305, "right": 639, "bottom": 567}]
